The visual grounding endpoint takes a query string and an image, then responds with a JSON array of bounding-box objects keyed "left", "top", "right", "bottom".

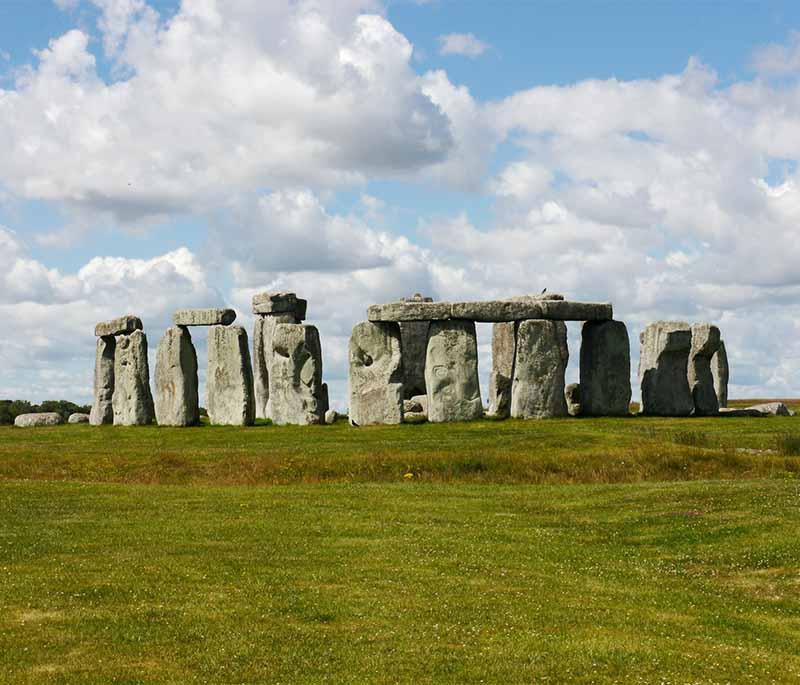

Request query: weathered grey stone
[
  {"left": 399, "top": 320, "right": 430, "bottom": 398},
  {"left": 14, "top": 412, "right": 63, "bottom": 427},
  {"left": 638, "top": 322, "right": 693, "bottom": 416},
  {"left": 404, "top": 411, "right": 427, "bottom": 424},
  {"left": 348, "top": 321, "right": 404, "bottom": 426},
  {"left": 112, "top": 330, "right": 155, "bottom": 426},
  {"left": 94, "top": 315, "right": 142, "bottom": 337},
  {"left": 90, "top": 335, "right": 115, "bottom": 426},
  {"left": 252, "top": 292, "right": 307, "bottom": 319},
  {"left": 712, "top": 340, "right": 729, "bottom": 409},
  {"left": 155, "top": 326, "right": 199, "bottom": 427},
  {"left": 320, "top": 383, "right": 330, "bottom": 416},
  {"left": 509, "top": 293, "right": 565, "bottom": 301},
  {"left": 269, "top": 324, "right": 325, "bottom": 425},
  {"left": 425, "top": 320, "right": 483, "bottom": 423},
  {"left": 68, "top": 413, "right": 90, "bottom": 424},
  {"left": 369, "top": 301, "right": 451, "bottom": 322},
  {"left": 718, "top": 407, "right": 765, "bottom": 417},
  {"left": 252, "top": 313, "right": 299, "bottom": 419},
  {"left": 565, "top": 383, "right": 581, "bottom": 417},
  {"left": 511, "top": 320, "right": 569, "bottom": 419},
  {"left": 580, "top": 320, "right": 631, "bottom": 416},
  {"left": 688, "top": 323, "right": 721, "bottom": 416},
  {"left": 404, "top": 398, "right": 423, "bottom": 413},
  {"left": 746, "top": 402, "right": 794, "bottom": 416},
  {"left": 206, "top": 325, "right": 255, "bottom": 426},
  {"left": 325, "top": 408, "right": 338, "bottom": 425},
  {"left": 173, "top": 308, "right": 236, "bottom": 326},
  {"left": 369, "top": 299, "right": 613, "bottom": 322},
  {"left": 487, "top": 321, "right": 516, "bottom": 418}
]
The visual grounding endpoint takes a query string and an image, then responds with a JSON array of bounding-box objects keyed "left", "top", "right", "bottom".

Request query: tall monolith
[
  {"left": 207, "top": 325, "right": 255, "bottom": 426},
  {"left": 269, "top": 323, "right": 325, "bottom": 425},
  {"left": 579, "top": 320, "right": 631, "bottom": 416},
  {"left": 487, "top": 321, "right": 516, "bottom": 418},
  {"left": 349, "top": 321, "right": 404, "bottom": 426},
  {"left": 712, "top": 339, "right": 729, "bottom": 408},
  {"left": 155, "top": 326, "right": 200, "bottom": 426},
  {"left": 638, "top": 322, "right": 693, "bottom": 416},
  {"left": 90, "top": 335, "right": 116, "bottom": 425},
  {"left": 511, "top": 319, "right": 569, "bottom": 419},
  {"left": 688, "top": 323, "right": 720, "bottom": 416},
  {"left": 112, "top": 330, "right": 155, "bottom": 425}
]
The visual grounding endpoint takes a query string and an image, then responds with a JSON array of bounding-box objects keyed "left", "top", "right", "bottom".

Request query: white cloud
[
  {"left": 751, "top": 31, "right": 800, "bottom": 76},
  {"left": 437, "top": 32, "right": 488, "bottom": 58}
]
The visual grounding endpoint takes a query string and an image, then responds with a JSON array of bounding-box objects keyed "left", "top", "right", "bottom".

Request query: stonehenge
[
  {"left": 207, "top": 325, "right": 255, "bottom": 426},
  {"left": 269, "top": 323, "right": 326, "bottom": 425},
  {"left": 580, "top": 320, "right": 631, "bottom": 416},
  {"left": 155, "top": 326, "right": 200, "bottom": 427},
  {"left": 511, "top": 320, "right": 569, "bottom": 419},
  {"left": 348, "top": 321, "right": 404, "bottom": 426},
  {"left": 712, "top": 340, "right": 729, "bottom": 408}
]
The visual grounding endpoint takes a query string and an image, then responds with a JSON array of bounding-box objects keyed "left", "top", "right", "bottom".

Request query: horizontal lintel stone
[
  {"left": 252, "top": 291, "right": 307, "bottom": 319},
  {"left": 368, "top": 300, "right": 612, "bottom": 323},
  {"left": 95, "top": 315, "right": 143, "bottom": 337},
  {"left": 173, "top": 308, "right": 236, "bottom": 326}
]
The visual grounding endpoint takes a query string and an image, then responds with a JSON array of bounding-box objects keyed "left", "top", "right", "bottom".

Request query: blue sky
[{"left": 1, "top": 0, "right": 800, "bottom": 406}]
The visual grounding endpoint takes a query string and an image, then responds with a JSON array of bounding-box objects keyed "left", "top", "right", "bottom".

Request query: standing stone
[
  {"left": 155, "top": 326, "right": 200, "bottom": 427},
  {"left": 112, "top": 330, "right": 155, "bottom": 426},
  {"left": 712, "top": 340, "right": 729, "bottom": 409},
  {"left": 565, "top": 383, "right": 581, "bottom": 416},
  {"left": 253, "top": 313, "right": 298, "bottom": 419},
  {"left": 269, "top": 324, "right": 325, "bottom": 425},
  {"left": 90, "top": 335, "right": 116, "bottom": 426},
  {"left": 579, "top": 320, "right": 631, "bottom": 416},
  {"left": 688, "top": 323, "right": 721, "bottom": 416},
  {"left": 487, "top": 321, "right": 516, "bottom": 418},
  {"left": 425, "top": 320, "right": 483, "bottom": 423},
  {"left": 349, "top": 321, "right": 404, "bottom": 426},
  {"left": 206, "top": 325, "right": 255, "bottom": 426},
  {"left": 511, "top": 320, "right": 569, "bottom": 419},
  {"left": 638, "top": 322, "right": 693, "bottom": 416},
  {"left": 398, "top": 294, "right": 432, "bottom": 398}
]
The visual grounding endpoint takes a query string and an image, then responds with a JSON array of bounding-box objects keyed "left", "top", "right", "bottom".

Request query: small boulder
[
  {"left": 325, "top": 408, "right": 338, "bottom": 425},
  {"left": 565, "top": 383, "right": 581, "bottom": 417},
  {"left": 68, "top": 413, "right": 90, "bottom": 424},
  {"left": 14, "top": 412, "right": 64, "bottom": 427}
]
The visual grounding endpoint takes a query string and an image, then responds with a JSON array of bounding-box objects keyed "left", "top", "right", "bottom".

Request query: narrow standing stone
[
  {"left": 688, "top": 323, "right": 721, "bottom": 416},
  {"left": 349, "top": 321, "right": 404, "bottom": 426},
  {"left": 487, "top": 321, "right": 516, "bottom": 418},
  {"left": 112, "top": 330, "right": 155, "bottom": 426},
  {"left": 638, "top": 322, "right": 693, "bottom": 416},
  {"left": 712, "top": 339, "right": 729, "bottom": 408},
  {"left": 90, "top": 335, "right": 116, "bottom": 426},
  {"left": 206, "top": 325, "right": 255, "bottom": 426},
  {"left": 253, "top": 313, "right": 299, "bottom": 420},
  {"left": 399, "top": 320, "right": 431, "bottom": 399},
  {"left": 269, "top": 324, "right": 326, "bottom": 425},
  {"left": 155, "top": 326, "right": 200, "bottom": 426},
  {"left": 579, "top": 320, "right": 631, "bottom": 416},
  {"left": 425, "top": 320, "right": 483, "bottom": 423},
  {"left": 511, "top": 320, "right": 569, "bottom": 419}
]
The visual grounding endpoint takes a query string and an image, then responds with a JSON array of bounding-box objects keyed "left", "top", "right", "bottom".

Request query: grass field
[{"left": 2, "top": 408, "right": 800, "bottom": 683}]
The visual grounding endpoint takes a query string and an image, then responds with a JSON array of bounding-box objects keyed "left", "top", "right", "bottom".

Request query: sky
[{"left": 2, "top": 0, "right": 800, "bottom": 409}]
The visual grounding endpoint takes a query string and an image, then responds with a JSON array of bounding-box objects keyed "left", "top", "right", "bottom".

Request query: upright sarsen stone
[
  {"left": 688, "top": 323, "right": 721, "bottom": 416},
  {"left": 112, "top": 330, "right": 155, "bottom": 425},
  {"left": 487, "top": 321, "right": 516, "bottom": 418},
  {"left": 399, "top": 320, "right": 430, "bottom": 398},
  {"left": 253, "top": 313, "right": 298, "bottom": 419},
  {"left": 638, "top": 322, "right": 693, "bottom": 416},
  {"left": 579, "top": 320, "right": 631, "bottom": 416},
  {"left": 90, "top": 335, "right": 116, "bottom": 425},
  {"left": 155, "top": 326, "right": 200, "bottom": 426},
  {"left": 349, "top": 321, "right": 404, "bottom": 426},
  {"left": 712, "top": 339, "right": 729, "bottom": 408},
  {"left": 206, "top": 325, "right": 255, "bottom": 426},
  {"left": 511, "top": 320, "right": 569, "bottom": 419},
  {"left": 425, "top": 320, "right": 483, "bottom": 423},
  {"left": 269, "top": 324, "right": 325, "bottom": 425}
]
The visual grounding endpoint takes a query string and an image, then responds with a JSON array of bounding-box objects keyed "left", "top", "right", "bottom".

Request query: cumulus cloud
[{"left": 437, "top": 32, "right": 488, "bottom": 58}]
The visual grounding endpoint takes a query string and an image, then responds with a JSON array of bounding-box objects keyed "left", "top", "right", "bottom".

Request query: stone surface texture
[
  {"left": 94, "top": 315, "right": 142, "bottom": 337},
  {"left": 253, "top": 313, "right": 299, "bottom": 419},
  {"left": 425, "top": 320, "right": 483, "bottom": 423},
  {"left": 155, "top": 326, "right": 200, "bottom": 426},
  {"left": 269, "top": 324, "right": 325, "bottom": 425},
  {"left": 579, "top": 320, "right": 631, "bottom": 416},
  {"left": 206, "top": 325, "right": 255, "bottom": 426},
  {"left": 638, "top": 322, "right": 694, "bottom": 416},
  {"left": 511, "top": 320, "right": 569, "bottom": 419},
  {"left": 369, "top": 299, "right": 612, "bottom": 323},
  {"left": 747, "top": 402, "right": 794, "bottom": 416},
  {"left": 173, "top": 308, "right": 236, "bottom": 326},
  {"left": 487, "top": 321, "right": 516, "bottom": 418},
  {"left": 90, "top": 335, "right": 116, "bottom": 426},
  {"left": 252, "top": 292, "right": 307, "bottom": 319},
  {"left": 712, "top": 340, "right": 729, "bottom": 409},
  {"left": 348, "top": 321, "right": 404, "bottom": 426},
  {"left": 14, "top": 412, "right": 64, "bottom": 427},
  {"left": 68, "top": 413, "right": 90, "bottom": 424},
  {"left": 565, "top": 383, "right": 581, "bottom": 417},
  {"left": 112, "top": 330, "right": 155, "bottom": 426},
  {"left": 688, "top": 323, "right": 721, "bottom": 416}
]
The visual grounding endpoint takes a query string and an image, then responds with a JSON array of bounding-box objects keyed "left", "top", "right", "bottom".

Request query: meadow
[{"left": 2, "top": 407, "right": 800, "bottom": 683}]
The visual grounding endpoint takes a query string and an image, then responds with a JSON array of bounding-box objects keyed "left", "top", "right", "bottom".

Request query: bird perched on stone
[{"left": 541, "top": 287, "right": 547, "bottom": 294}]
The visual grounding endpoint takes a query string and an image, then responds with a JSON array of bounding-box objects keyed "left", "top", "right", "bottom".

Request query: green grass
[{"left": 3, "top": 412, "right": 800, "bottom": 682}]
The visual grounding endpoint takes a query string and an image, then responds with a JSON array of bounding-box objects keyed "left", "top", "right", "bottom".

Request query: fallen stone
[
  {"left": 94, "top": 315, "right": 142, "bottom": 337},
  {"left": 14, "top": 412, "right": 63, "bottom": 427},
  {"left": 403, "top": 411, "right": 427, "bottom": 424},
  {"left": 269, "top": 323, "right": 325, "bottom": 425},
  {"left": 206, "top": 325, "right": 255, "bottom": 426},
  {"left": 173, "top": 308, "right": 236, "bottom": 326},
  {"left": 325, "top": 408, "right": 338, "bottom": 425},
  {"left": 399, "top": 318, "right": 431, "bottom": 399},
  {"left": 112, "top": 330, "right": 155, "bottom": 426},
  {"left": 688, "top": 323, "right": 721, "bottom": 416},
  {"left": 252, "top": 291, "right": 307, "bottom": 319},
  {"left": 349, "top": 321, "right": 404, "bottom": 426},
  {"left": 411, "top": 394, "right": 428, "bottom": 414},
  {"left": 580, "top": 320, "right": 631, "bottom": 416},
  {"left": 90, "top": 335, "right": 115, "bottom": 426},
  {"left": 155, "top": 326, "right": 200, "bottom": 426},
  {"left": 638, "top": 322, "right": 693, "bottom": 416},
  {"left": 425, "top": 320, "right": 483, "bottom": 423},
  {"left": 487, "top": 321, "right": 516, "bottom": 418},
  {"left": 565, "top": 383, "right": 581, "bottom": 417},
  {"left": 718, "top": 407, "right": 766, "bottom": 417},
  {"left": 511, "top": 320, "right": 569, "bottom": 419},
  {"left": 746, "top": 402, "right": 794, "bottom": 416},
  {"left": 403, "top": 398, "right": 423, "bottom": 414},
  {"left": 68, "top": 413, "right": 90, "bottom": 424},
  {"left": 712, "top": 340, "right": 729, "bottom": 409},
  {"left": 253, "top": 313, "right": 299, "bottom": 419}
]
